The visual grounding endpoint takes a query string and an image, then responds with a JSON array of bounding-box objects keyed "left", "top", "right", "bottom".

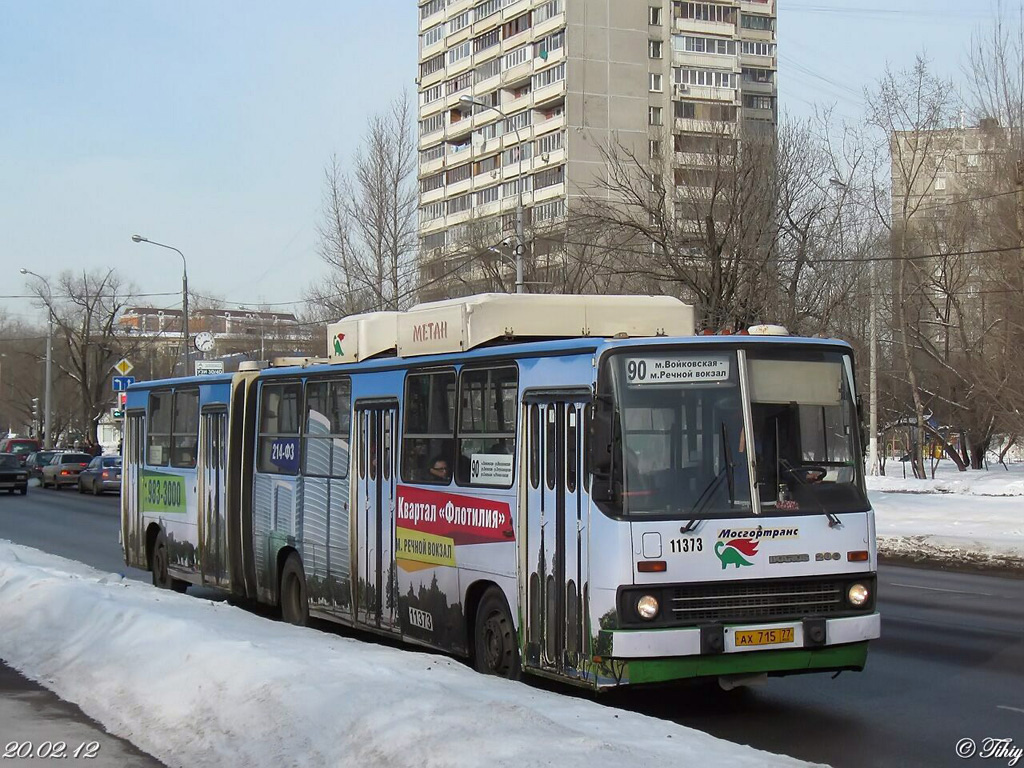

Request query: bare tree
[
  {"left": 307, "top": 96, "right": 419, "bottom": 319},
  {"left": 864, "top": 56, "right": 960, "bottom": 477},
  {"left": 23, "top": 270, "right": 142, "bottom": 448}
]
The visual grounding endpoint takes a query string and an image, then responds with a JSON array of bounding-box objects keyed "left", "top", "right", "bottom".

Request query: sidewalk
[{"left": 0, "top": 661, "right": 165, "bottom": 767}]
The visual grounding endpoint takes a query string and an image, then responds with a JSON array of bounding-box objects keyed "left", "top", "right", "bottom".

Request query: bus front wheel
[
  {"left": 279, "top": 553, "right": 309, "bottom": 626},
  {"left": 473, "top": 587, "right": 520, "bottom": 680}
]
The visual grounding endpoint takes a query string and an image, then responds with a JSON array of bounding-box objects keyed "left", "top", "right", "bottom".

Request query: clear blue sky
[{"left": 0, "top": 0, "right": 993, "bottom": 325}]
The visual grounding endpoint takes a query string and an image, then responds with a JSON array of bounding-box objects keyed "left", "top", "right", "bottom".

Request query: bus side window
[
  {"left": 402, "top": 369, "right": 456, "bottom": 484},
  {"left": 529, "top": 403, "right": 540, "bottom": 489}
]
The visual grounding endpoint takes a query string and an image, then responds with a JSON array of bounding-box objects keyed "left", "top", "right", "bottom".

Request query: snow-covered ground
[
  {"left": 0, "top": 462, "right": 1019, "bottom": 768},
  {"left": 0, "top": 542, "right": 816, "bottom": 768},
  {"left": 869, "top": 460, "right": 1024, "bottom": 571}
]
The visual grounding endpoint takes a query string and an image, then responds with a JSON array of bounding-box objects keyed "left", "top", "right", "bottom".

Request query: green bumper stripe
[{"left": 623, "top": 643, "right": 870, "bottom": 685}]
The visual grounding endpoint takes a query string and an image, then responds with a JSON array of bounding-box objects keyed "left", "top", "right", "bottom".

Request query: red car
[{"left": 0, "top": 438, "right": 41, "bottom": 465}]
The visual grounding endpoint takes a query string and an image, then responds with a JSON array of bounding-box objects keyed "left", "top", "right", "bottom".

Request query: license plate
[{"left": 734, "top": 627, "right": 795, "bottom": 647}]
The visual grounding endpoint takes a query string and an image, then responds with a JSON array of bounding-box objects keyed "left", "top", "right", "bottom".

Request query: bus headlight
[
  {"left": 636, "top": 595, "right": 659, "bottom": 620},
  {"left": 847, "top": 583, "right": 869, "bottom": 607}
]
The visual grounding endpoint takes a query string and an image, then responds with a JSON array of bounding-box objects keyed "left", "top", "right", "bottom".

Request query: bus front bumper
[
  {"left": 608, "top": 613, "right": 880, "bottom": 659},
  {"left": 597, "top": 614, "right": 879, "bottom": 686}
]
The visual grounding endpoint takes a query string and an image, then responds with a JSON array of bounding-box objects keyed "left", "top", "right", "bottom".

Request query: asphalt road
[{"left": 1, "top": 483, "right": 1022, "bottom": 768}]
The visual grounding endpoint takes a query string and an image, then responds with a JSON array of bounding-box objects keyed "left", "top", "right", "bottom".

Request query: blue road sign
[{"left": 112, "top": 376, "right": 136, "bottom": 391}]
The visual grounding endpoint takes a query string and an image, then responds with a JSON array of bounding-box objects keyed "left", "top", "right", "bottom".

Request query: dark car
[
  {"left": 0, "top": 438, "right": 42, "bottom": 465},
  {"left": 25, "top": 450, "right": 59, "bottom": 480},
  {"left": 0, "top": 453, "right": 29, "bottom": 495},
  {"left": 40, "top": 452, "right": 92, "bottom": 489},
  {"left": 77, "top": 456, "right": 122, "bottom": 496}
]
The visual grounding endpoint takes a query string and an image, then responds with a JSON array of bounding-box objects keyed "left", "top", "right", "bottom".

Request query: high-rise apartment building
[{"left": 416, "top": 0, "right": 777, "bottom": 300}]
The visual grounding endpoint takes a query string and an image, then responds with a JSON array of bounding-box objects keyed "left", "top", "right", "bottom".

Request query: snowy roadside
[
  {"left": 868, "top": 463, "right": 1024, "bottom": 574},
  {"left": 0, "top": 542, "right": 820, "bottom": 768}
]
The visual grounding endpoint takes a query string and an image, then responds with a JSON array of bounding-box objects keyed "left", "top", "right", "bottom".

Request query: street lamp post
[
  {"left": 132, "top": 235, "right": 189, "bottom": 374},
  {"left": 459, "top": 94, "right": 526, "bottom": 293},
  {"left": 20, "top": 269, "right": 55, "bottom": 449}
]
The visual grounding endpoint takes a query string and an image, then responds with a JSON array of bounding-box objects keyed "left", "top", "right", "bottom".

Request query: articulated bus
[{"left": 122, "top": 293, "right": 879, "bottom": 690}]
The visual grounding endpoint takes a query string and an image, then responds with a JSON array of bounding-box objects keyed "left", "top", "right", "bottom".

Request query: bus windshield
[
  {"left": 611, "top": 350, "right": 752, "bottom": 517},
  {"left": 607, "top": 347, "right": 869, "bottom": 518}
]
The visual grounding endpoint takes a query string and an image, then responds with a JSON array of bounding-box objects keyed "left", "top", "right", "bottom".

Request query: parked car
[
  {"left": 24, "top": 450, "right": 60, "bottom": 480},
  {"left": 0, "top": 453, "right": 29, "bottom": 495},
  {"left": 0, "top": 437, "right": 42, "bottom": 465},
  {"left": 40, "top": 452, "right": 92, "bottom": 489},
  {"left": 77, "top": 456, "right": 122, "bottom": 495}
]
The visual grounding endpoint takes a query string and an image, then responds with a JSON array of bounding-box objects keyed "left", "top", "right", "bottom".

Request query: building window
[
  {"left": 446, "top": 163, "right": 472, "bottom": 185},
  {"left": 446, "top": 71, "right": 473, "bottom": 95},
  {"left": 419, "top": 113, "right": 445, "bottom": 136},
  {"left": 674, "top": 35, "right": 737, "bottom": 56},
  {"left": 420, "top": 83, "right": 443, "bottom": 105},
  {"left": 742, "top": 67, "right": 773, "bottom": 84},
  {"left": 474, "top": 28, "right": 500, "bottom": 54},
  {"left": 673, "top": 101, "right": 695, "bottom": 120},
  {"left": 448, "top": 41, "right": 471, "bottom": 65},
  {"left": 675, "top": 2, "right": 736, "bottom": 23},
  {"left": 420, "top": 171, "right": 444, "bottom": 193},
  {"left": 741, "top": 14, "right": 774, "bottom": 31},
  {"left": 535, "top": 130, "right": 564, "bottom": 155},
  {"left": 503, "top": 13, "right": 532, "bottom": 39},
  {"left": 477, "top": 185, "right": 500, "bottom": 205},
  {"left": 534, "top": 0, "right": 564, "bottom": 24},
  {"left": 450, "top": 9, "right": 471, "bottom": 33},
  {"left": 475, "top": 58, "right": 501, "bottom": 83},
  {"left": 420, "top": 53, "right": 444, "bottom": 79},
  {"left": 740, "top": 41, "right": 776, "bottom": 57},
  {"left": 649, "top": 139, "right": 661, "bottom": 158},
  {"left": 420, "top": 0, "right": 444, "bottom": 20},
  {"left": 535, "top": 30, "right": 565, "bottom": 59},
  {"left": 674, "top": 68, "right": 735, "bottom": 88},
  {"left": 649, "top": 72, "right": 663, "bottom": 92},
  {"left": 420, "top": 201, "right": 445, "bottom": 221},
  {"left": 475, "top": 0, "right": 502, "bottom": 19},
  {"left": 421, "top": 23, "right": 445, "bottom": 49},
  {"left": 504, "top": 44, "right": 531, "bottom": 69},
  {"left": 649, "top": 40, "right": 663, "bottom": 59},
  {"left": 532, "top": 62, "right": 566, "bottom": 90},
  {"left": 934, "top": 177, "right": 947, "bottom": 191},
  {"left": 448, "top": 192, "right": 473, "bottom": 214},
  {"left": 649, "top": 105, "right": 663, "bottom": 125},
  {"left": 649, "top": 6, "right": 663, "bottom": 25},
  {"left": 743, "top": 94, "right": 774, "bottom": 110}
]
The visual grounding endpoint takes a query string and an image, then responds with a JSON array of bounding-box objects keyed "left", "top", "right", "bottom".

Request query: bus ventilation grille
[{"left": 669, "top": 577, "right": 846, "bottom": 624}]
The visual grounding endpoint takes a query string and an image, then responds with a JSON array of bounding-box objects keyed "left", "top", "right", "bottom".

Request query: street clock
[{"left": 194, "top": 332, "right": 215, "bottom": 352}]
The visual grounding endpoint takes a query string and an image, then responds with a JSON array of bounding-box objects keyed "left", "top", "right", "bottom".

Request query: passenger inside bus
[{"left": 429, "top": 456, "right": 451, "bottom": 482}]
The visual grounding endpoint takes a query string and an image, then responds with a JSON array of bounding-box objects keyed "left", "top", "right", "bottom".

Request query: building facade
[{"left": 416, "top": 0, "right": 777, "bottom": 300}]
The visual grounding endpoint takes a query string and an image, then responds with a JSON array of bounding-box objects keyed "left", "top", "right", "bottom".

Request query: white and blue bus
[{"left": 122, "top": 293, "right": 879, "bottom": 689}]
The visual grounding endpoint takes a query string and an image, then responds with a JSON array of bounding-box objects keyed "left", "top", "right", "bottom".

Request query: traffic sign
[
  {"left": 114, "top": 358, "right": 134, "bottom": 376},
  {"left": 112, "top": 376, "right": 136, "bottom": 391}
]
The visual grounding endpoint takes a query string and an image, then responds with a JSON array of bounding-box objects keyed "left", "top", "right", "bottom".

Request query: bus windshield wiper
[
  {"left": 684, "top": 422, "right": 735, "bottom": 524},
  {"left": 780, "top": 458, "right": 842, "bottom": 528}
]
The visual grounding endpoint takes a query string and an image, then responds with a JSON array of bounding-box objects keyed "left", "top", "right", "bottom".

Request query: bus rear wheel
[
  {"left": 279, "top": 554, "right": 309, "bottom": 626},
  {"left": 473, "top": 587, "right": 520, "bottom": 679}
]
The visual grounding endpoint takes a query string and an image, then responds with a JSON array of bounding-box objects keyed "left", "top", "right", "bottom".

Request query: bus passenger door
[
  {"left": 355, "top": 401, "right": 400, "bottom": 634},
  {"left": 523, "top": 394, "right": 589, "bottom": 675},
  {"left": 199, "top": 408, "right": 228, "bottom": 587}
]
